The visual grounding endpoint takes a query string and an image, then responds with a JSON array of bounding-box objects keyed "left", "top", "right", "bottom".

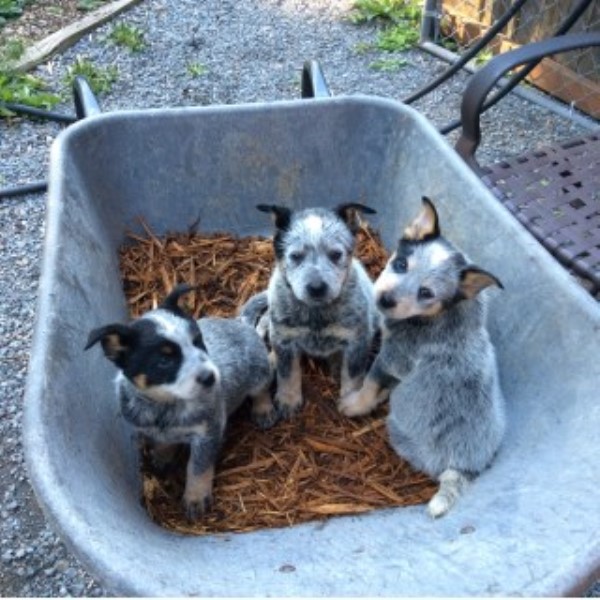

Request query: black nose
[
  {"left": 378, "top": 292, "right": 396, "bottom": 310},
  {"left": 306, "top": 281, "right": 328, "bottom": 299},
  {"left": 197, "top": 371, "right": 216, "bottom": 388}
]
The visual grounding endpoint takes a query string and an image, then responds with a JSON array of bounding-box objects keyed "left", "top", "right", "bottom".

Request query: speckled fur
[
  {"left": 340, "top": 198, "right": 506, "bottom": 517},
  {"left": 255, "top": 203, "right": 379, "bottom": 417},
  {"left": 86, "top": 285, "right": 274, "bottom": 520}
]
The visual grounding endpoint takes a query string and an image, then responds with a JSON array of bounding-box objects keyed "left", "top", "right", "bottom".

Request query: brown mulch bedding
[{"left": 119, "top": 222, "right": 437, "bottom": 534}]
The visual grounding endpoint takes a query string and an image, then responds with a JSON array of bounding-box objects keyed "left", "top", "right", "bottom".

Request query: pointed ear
[
  {"left": 403, "top": 197, "right": 440, "bottom": 242},
  {"left": 335, "top": 203, "right": 377, "bottom": 235},
  {"left": 160, "top": 283, "right": 195, "bottom": 316},
  {"left": 459, "top": 267, "right": 504, "bottom": 299},
  {"left": 84, "top": 323, "right": 135, "bottom": 368},
  {"left": 256, "top": 204, "right": 292, "bottom": 230}
]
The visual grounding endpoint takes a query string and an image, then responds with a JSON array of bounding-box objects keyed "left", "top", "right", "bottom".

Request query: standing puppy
[
  {"left": 257, "top": 203, "right": 379, "bottom": 417},
  {"left": 340, "top": 198, "right": 506, "bottom": 518},
  {"left": 85, "top": 284, "right": 275, "bottom": 520}
]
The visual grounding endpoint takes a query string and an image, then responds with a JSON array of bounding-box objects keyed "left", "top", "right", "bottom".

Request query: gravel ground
[{"left": 1, "top": 0, "right": 598, "bottom": 596}]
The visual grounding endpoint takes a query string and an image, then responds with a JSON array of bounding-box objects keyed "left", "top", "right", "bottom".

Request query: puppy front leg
[
  {"left": 183, "top": 433, "right": 221, "bottom": 521},
  {"left": 339, "top": 339, "right": 371, "bottom": 399},
  {"left": 273, "top": 344, "right": 303, "bottom": 419},
  {"left": 339, "top": 358, "right": 398, "bottom": 417}
]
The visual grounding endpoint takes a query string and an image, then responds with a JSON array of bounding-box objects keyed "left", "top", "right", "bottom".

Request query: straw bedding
[{"left": 119, "top": 221, "right": 437, "bottom": 534}]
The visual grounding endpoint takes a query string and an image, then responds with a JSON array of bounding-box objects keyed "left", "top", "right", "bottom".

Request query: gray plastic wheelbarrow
[{"left": 24, "top": 77, "right": 600, "bottom": 596}]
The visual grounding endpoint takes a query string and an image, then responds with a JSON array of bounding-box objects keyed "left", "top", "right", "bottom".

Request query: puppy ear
[
  {"left": 335, "top": 203, "right": 377, "bottom": 234},
  {"left": 403, "top": 197, "right": 440, "bottom": 242},
  {"left": 458, "top": 267, "right": 504, "bottom": 299},
  {"left": 160, "top": 283, "right": 195, "bottom": 316},
  {"left": 84, "top": 323, "right": 135, "bottom": 368},
  {"left": 256, "top": 204, "right": 292, "bottom": 230}
]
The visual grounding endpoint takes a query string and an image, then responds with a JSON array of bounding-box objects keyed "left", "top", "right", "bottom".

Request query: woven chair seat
[{"left": 481, "top": 132, "right": 600, "bottom": 291}]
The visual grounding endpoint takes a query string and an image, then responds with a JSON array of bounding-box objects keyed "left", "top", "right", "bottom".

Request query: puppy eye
[
  {"left": 418, "top": 286, "right": 434, "bottom": 300},
  {"left": 328, "top": 250, "right": 343, "bottom": 263},
  {"left": 289, "top": 251, "right": 305, "bottom": 263},
  {"left": 193, "top": 333, "right": 206, "bottom": 350},
  {"left": 393, "top": 256, "right": 408, "bottom": 273}
]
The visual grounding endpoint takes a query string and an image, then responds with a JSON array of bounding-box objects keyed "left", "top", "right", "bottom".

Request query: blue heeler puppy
[
  {"left": 340, "top": 197, "right": 506, "bottom": 518},
  {"left": 255, "top": 203, "right": 379, "bottom": 418},
  {"left": 85, "top": 284, "right": 275, "bottom": 520}
]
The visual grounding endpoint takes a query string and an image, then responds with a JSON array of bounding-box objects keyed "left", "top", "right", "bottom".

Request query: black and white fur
[
  {"left": 85, "top": 284, "right": 275, "bottom": 520},
  {"left": 254, "top": 203, "right": 379, "bottom": 417},
  {"left": 339, "top": 197, "right": 506, "bottom": 518}
]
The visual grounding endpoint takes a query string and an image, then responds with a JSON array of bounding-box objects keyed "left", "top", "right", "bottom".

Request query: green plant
[
  {"left": 474, "top": 48, "right": 494, "bottom": 66},
  {"left": 350, "top": 0, "right": 420, "bottom": 25},
  {"left": 369, "top": 57, "right": 409, "bottom": 71},
  {"left": 107, "top": 22, "right": 146, "bottom": 52},
  {"left": 0, "top": 70, "right": 60, "bottom": 116},
  {"left": 0, "top": 38, "right": 25, "bottom": 65},
  {"left": 376, "top": 22, "right": 420, "bottom": 52},
  {"left": 350, "top": 0, "right": 422, "bottom": 53},
  {"left": 77, "top": 0, "right": 105, "bottom": 11},
  {"left": 187, "top": 62, "right": 206, "bottom": 77},
  {"left": 0, "top": 0, "right": 24, "bottom": 21},
  {"left": 63, "top": 56, "right": 118, "bottom": 95}
]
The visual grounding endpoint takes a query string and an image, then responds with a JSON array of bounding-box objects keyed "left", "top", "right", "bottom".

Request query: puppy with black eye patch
[
  {"left": 85, "top": 284, "right": 275, "bottom": 521},
  {"left": 253, "top": 203, "right": 379, "bottom": 418},
  {"left": 339, "top": 197, "right": 506, "bottom": 518}
]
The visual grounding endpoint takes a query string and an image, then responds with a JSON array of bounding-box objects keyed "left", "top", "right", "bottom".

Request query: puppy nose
[
  {"left": 197, "top": 371, "right": 216, "bottom": 388},
  {"left": 306, "top": 281, "right": 328, "bottom": 299},
  {"left": 378, "top": 292, "right": 396, "bottom": 310}
]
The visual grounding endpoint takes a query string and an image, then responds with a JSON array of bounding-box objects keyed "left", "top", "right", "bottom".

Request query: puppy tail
[
  {"left": 427, "top": 468, "right": 471, "bottom": 518},
  {"left": 238, "top": 291, "right": 269, "bottom": 328}
]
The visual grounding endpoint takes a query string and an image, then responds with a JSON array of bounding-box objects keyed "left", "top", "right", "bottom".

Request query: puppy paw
[
  {"left": 338, "top": 389, "right": 376, "bottom": 417},
  {"left": 252, "top": 405, "right": 279, "bottom": 430},
  {"left": 427, "top": 493, "right": 451, "bottom": 519},
  {"left": 184, "top": 494, "right": 213, "bottom": 522},
  {"left": 275, "top": 388, "right": 303, "bottom": 419}
]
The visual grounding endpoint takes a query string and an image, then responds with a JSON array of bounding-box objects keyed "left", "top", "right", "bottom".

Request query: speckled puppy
[
  {"left": 340, "top": 197, "right": 506, "bottom": 518},
  {"left": 85, "top": 284, "right": 275, "bottom": 520},
  {"left": 256, "top": 203, "right": 379, "bottom": 418}
]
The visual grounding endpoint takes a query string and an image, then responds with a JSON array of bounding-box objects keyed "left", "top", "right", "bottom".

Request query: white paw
[
  {"left": 427, "top": 492, "right": 452, "bottom": 519},
  {"left": 338, "top": 390, "right": 372, "bottom": 417}
]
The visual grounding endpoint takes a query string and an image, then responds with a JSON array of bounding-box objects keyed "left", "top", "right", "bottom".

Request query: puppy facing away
[
  {"left": 85, "top": 284, "right": 275, "bottom": 520},
  {"left": 339, "top": 197, "right": 506, "bottom": 518},
  {"left": 255, "top": 203, "right": 379, "bottom": 418}
]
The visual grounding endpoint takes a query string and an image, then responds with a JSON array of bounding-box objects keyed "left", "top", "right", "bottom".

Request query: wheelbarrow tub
[{"left": 24, "top": 96, "right": 600, "bottom": 596}]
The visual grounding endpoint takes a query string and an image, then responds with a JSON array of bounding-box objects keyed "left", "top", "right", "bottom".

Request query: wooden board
[{"left": 13, "top": 0, "right": 143, "bottom": 72}]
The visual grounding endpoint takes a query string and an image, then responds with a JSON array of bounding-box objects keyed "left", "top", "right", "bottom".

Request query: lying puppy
[
  {"left": 256, "top": 203, "right": 379, "bottom": 417},
  {"left": 340, "top": 197, "right": 506, "bottom": 518},
  {"left": 85, "top": 284, "right": 275, "bottom": 520}
]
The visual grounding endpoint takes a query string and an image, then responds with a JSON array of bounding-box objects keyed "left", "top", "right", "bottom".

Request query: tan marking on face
[
  {"left": 160, "top": 344, "right": 175, "bottom": 355},
  {"left": 386, "top": 299, "right": 444, "bottom": 320},
  {"left": 133, "top": 373, "right": 148, "bottom": 389},
  {"left": 276, "top": 354, "right": 302, "bottom": 411},
  {"left": 184, "top": 463, "right": 215, "bottom": 506}
]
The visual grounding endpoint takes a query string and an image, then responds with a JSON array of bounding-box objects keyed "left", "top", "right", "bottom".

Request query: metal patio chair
[{"left": 455, "top": 32, "right": 600, "bottom": 296}]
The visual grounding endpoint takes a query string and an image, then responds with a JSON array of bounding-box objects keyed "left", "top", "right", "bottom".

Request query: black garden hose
[{"left": 0, "top": 76, "right": 99, "bottom": 201}]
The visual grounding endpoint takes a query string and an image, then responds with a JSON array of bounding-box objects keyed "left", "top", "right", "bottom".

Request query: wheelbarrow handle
[
  {"left": 455, "top": 31, "right": 600, "bottom": 172},
  {"left": 73, "top": 75, "right": 102, "bottom": 119},
  {"left": 301, "top": 60, "right": 332, "bottom": 98}
]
